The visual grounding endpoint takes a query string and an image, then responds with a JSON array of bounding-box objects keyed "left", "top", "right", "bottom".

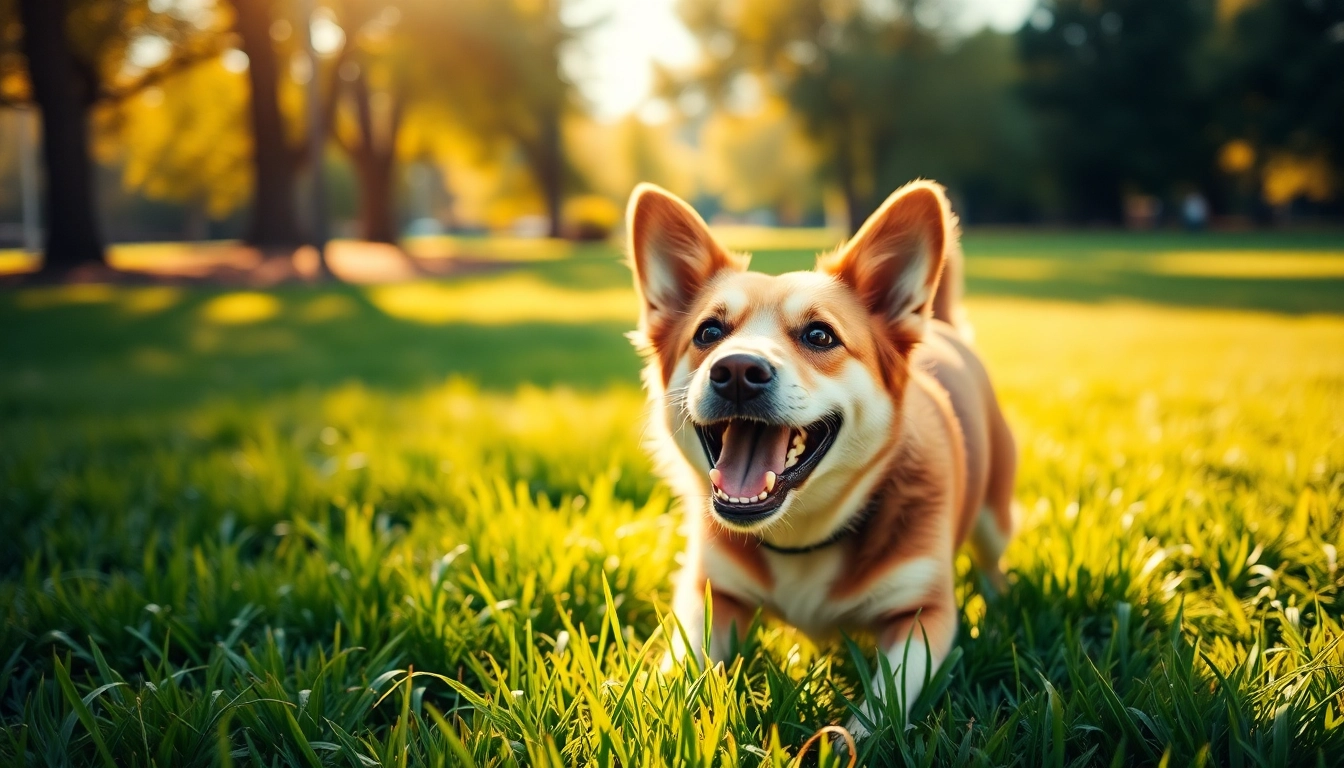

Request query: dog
[{"left": 627, "top": 180, "right": 1016, "bottom": 737}]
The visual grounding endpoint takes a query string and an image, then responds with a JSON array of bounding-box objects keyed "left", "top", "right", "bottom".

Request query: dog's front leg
[
  {"left": 846, "top": 597, "right": 957, "bottom": 739},
  {"left": 666, "top": 576, "right": 752, "bottom": 670}
]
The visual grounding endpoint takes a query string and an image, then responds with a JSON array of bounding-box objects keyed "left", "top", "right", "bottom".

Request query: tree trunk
[
  {"left": 18, "top": 0, "right": 106, "bottom": 274},
  {"left": 355, "top": 156, "right": 397, "bottom": 244},
  {"left": 538, "top": 107, "right": 563, "bottom": 238},
  {"left": 837, "top": 135, "right": 875, "bottom": 235},
  {"left": 844, "top": 182, "right": 868, "bottom": 236},
  {"left": 338, "top": 69, "right": 401, "bottom": 244},
  {"left": 233, "top": 0, "right": 303, "bottom": 249},
  {"left": 836, "top": 148, "right": 868, "bottom": 235}
]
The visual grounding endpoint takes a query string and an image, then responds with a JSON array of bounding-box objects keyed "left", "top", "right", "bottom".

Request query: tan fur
[{"left": 628, "top": 181, "right": 1016, "bottom": 735}]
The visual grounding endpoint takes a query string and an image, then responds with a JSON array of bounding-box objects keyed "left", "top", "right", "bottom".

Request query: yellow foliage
[
  {"left": 702, "top": 98, "right": 821, "bottom": 220},
  {"left": 0, "top": 71, "right": 29, "bottom": 102},
  {"left": 567, "top": 114, "right": 699, "bottom": 203},
  {"left": 563, "top": 195, "right": 621, "bottom": 235},
  {"left": 1262, "top": 152, "right": 1335, "bottom": 206},
  {"left": 1218, "top": 140, "right": 1255, "bottom": 175},
  {"left": 1217, "top": 0, "right": 1261, "bottom": 21},
  {"left": 98, "top": 59, "right": 251, "bottom": 217}
]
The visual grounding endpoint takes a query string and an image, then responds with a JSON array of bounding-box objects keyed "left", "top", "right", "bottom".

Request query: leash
[{"left": 755, "top": 492, "right": 883, "bottom": 555}]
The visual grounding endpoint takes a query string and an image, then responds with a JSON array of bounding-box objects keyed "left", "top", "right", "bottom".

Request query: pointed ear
[
  {"left": 818, "top": 181, "right": 952, "bottom": 340},
  {"left": 628, "top": 183, "right": 747, "bottom": 334}
]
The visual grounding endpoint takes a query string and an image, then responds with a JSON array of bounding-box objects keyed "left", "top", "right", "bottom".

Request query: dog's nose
[{"left": 710, "top": 353, "right": 774, "bottom": 403}]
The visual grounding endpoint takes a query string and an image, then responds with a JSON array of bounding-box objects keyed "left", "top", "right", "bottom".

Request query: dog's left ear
[
  {"left": 819, "top": 181, "right": 950, "bottom": 341},
  {"left": 628, "top": 183, "right": 747, "bottom": 337}
]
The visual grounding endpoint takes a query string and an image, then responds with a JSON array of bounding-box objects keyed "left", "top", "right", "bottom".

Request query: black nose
[{"left": 710, "top": 353, "right": 774, "bottom": 403}]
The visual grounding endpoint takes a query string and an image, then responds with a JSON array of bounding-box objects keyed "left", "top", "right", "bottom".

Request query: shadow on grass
[
  {"left": 964, "top": 273, "right": 1344, "bottom": 315},
  {"left": 2, "top": 231, "right": 1340, "bottom": 413},
  {"left": 0, "top": 284, "right": 643, "bottom": 414}
]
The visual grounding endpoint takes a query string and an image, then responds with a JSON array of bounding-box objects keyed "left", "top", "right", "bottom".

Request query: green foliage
[
  {"left": 1215, "top": 0, "right": 1344, "bottom": 212},
  {"left": 677, "top": 0, "right": 1045, "bottom": 227},
  {"left": 1018, "top": 0, "right": 1220, "bottom": 221},
  {"left": 2, "top": 235, "right": 1343, "bottom": 764}
]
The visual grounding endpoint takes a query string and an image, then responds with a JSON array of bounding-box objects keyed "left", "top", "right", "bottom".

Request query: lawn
[{"left": 1, "top": 231, "right": 1343, "bottom": 766}]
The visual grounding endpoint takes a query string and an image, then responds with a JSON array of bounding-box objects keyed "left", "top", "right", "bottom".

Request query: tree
[
  {"left": 13, "top": 0, "right": 103, "bottom": 273},
  {"left": 443, "top": 0, "right": 575, "bottom": 238},
  {"left": 1216, "top": 0, "right": 1344, "bottom": 216},
  {"left": 676, "top": 0, "right": 1038, "bottom": 231},
  {"left": 226, "top": 0, "right": 305, "bottom": 248},
  {"left": 1, "top": 0, "right": 223, "bottom": 273},
  {"left": 494, "top": 0, "right": 571, "bottom": 239},
  {"left": 338, "top": 0, "right": 580, "bottom": 241},
  {"left": 699, "top": 97, "right": 822, "bottom": 222},
  {"left": 569, "top": 112, "right": 698, "bottom": 206},
  {"left": 96, "top": 59, "right": 252, "bottom": 230},
  {"left": 326, "top": 1, "right": 417, "bottom": 244},
  {"left": 1017, "top": 0, "right": 1219, "bottom": 222}
]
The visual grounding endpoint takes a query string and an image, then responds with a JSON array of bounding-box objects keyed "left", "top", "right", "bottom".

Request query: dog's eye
[
  {"left": 695, "top": 319, "right": 725, "bottom": 346},
  {"left": 802, "top": 322, "right": 839, "bottom": 349}
]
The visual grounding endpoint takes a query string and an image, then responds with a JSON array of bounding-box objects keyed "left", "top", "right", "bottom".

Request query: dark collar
[{"left": 755, "top": 492, "right": 883, "bottom": 555}]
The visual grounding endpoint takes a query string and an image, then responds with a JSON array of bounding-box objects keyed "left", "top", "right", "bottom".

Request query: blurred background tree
[
  {"left": 698, "top": 97, "right": 823, "bottom": 224},
  {"left": 1017, "top": 0, "right": 1219, "bottom": 224},
  {"left": 1217, "top": 0, "right": 1344, "bottom": 221},
  {"left": 2, "top": 0, "right": 224, "bottom": 272},
  {"left": 0, "top": 0, "right": 1340, "bottom": 263},
  {"left": 225, "top": 0, "right": 309, "bottom": 248},
  {"left": 95, "top": 59, "right": 251, "bottom": 239},
  {"left": 436, "top": 0, "right": 576, "bottom": 238},
  {"left": 675, "top": 0, "right": 1042, "bottom": 231}
]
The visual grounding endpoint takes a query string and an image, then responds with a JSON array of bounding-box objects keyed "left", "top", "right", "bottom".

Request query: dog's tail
[{"left": 932, "top": 212, "right": 973, "bottom": 342}]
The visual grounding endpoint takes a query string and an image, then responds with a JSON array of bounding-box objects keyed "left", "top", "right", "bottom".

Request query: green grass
[{"left": 2, "top": 232, "right": 1343, "bottom": 766}]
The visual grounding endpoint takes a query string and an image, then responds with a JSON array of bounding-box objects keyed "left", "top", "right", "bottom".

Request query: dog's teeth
[
  {"left": 756, "top": 492, "right": 767, "bottom": 502},
  {"left": 709, "top": 468, "right": 722, "bottom": 487},
  {"left": 764, "top": 471, "right": 776, "bottom": 492},
  {"left": 785, "top": 456, "right": 797, "bottom": 469}
]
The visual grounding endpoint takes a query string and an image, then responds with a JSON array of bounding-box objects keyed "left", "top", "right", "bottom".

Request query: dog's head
[{"left": 628, "top": 181, "right": 955, "bottom": 536}]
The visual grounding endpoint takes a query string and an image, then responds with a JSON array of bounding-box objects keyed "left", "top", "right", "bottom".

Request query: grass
[{"left": 1, "top": 232, "right": 1343, "bottom": 766}]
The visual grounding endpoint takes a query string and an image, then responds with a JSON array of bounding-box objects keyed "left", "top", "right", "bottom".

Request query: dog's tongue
[{"left": 713, "top": 421, "right": 790, "bottom": 499}]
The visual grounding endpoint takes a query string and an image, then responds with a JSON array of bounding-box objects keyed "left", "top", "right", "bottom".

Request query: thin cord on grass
[{"left": 792, "top": 725, "right": 857, "bottom": 768}]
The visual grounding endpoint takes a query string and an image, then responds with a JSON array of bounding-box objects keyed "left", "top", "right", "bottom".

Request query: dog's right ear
[{"left": 627, "top": 183, "right": 746, "bottom": 336}]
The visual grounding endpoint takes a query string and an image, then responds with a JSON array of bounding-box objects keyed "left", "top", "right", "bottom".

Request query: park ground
[{"left": 1, "top": 230, "right": 1343, "bottom": 766}]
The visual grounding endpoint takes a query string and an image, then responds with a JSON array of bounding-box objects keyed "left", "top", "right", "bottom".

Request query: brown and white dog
[{"left": 627, "top": 180, "right": 1016, "bottom": 736}]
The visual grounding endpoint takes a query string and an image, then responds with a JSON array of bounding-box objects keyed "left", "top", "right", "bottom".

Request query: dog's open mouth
[{"left": 695, "top": 415, "right": 841, "bottom": 522}]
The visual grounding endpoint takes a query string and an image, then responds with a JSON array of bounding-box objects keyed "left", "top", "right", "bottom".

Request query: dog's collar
[{"left": 755, "top": 492, "right": 883, "bottom": 555}]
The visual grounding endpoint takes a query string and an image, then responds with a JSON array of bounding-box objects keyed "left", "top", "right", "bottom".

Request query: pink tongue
[{"left": 713, "top": 421, "right": 790, "bottom": 498}]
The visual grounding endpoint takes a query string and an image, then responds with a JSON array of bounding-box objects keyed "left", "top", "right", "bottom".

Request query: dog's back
[{"left": 916, "top": 235, "right": 1016, "bottom": 578}]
